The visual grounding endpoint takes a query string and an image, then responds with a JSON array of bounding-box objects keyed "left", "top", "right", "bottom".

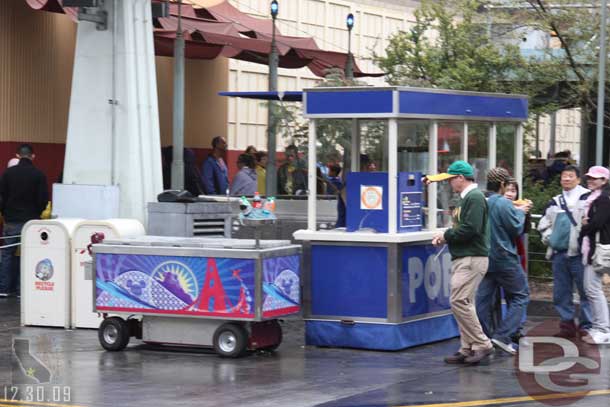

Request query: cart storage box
[
  {"left": 71, "top": 219, "right": 145, "bottom": 328},
  {"left": 21, "top": 219, "right": 83, "bottom": 328}
]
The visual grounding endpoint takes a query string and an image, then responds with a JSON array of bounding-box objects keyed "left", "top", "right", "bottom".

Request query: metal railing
[
  {"left": 0, "top": 234, "right": 22, "bottom": 249},
  {"left": 526, "top": 214, "right": 553, "bottom": 280}
]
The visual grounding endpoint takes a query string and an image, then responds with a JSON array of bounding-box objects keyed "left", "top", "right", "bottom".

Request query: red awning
[
  {"left": 26, "top": 0, "right": 77, "bottom": 18},
  {"left": 25, "top": 0, "right": 384, "bottom": 78},
  {"left": 197, "top": 1, "right": 276, "bottom": 36}
]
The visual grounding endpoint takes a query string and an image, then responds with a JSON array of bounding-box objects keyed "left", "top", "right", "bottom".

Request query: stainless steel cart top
[{"left": 100, "top": 235, "right": 294, "bottom": 250}]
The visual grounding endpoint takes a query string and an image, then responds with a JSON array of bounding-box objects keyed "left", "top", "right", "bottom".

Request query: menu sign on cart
[{"left": 400, "top": 192, "right": 422, "bottom": 228}]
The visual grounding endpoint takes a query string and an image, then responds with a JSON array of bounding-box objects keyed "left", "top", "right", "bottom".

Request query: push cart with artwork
[{"left": 92, "top": 236, "right": 301, "bottom": 357}]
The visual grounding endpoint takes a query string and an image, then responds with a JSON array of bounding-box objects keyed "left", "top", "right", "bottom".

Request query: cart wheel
[
  {"left": 262, "top": 320, "right": 283, "bottom": 351},
  {"left": 213, "top": 323, "right": 248, "bottom": 358},
  {"left": 99, "top": 317, "right": 130, "bottom": 351}
]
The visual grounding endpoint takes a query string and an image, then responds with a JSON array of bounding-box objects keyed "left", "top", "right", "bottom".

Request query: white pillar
[
  {"left": 308, "top": 119, "right": 317, "bottom": 231},
  {"left": 388, "top": 118, "right": 398, "bottom": 234},
  {"left": 515, "top": 123, "right": 524, "bottom": 189},
  {"left": 63, "top": 0, "right": 162, "bottom": 224},
  {"left": 462, "top": 122, "right": 469, "bottom": 162},
  {"left": 351, "top": 119, "right": 359, "bottom": 172},
  {"left": 428, "top": 121, "right": 438, "bottom": 230},
  {"left": 489, "top": 123, "right": 497, "bottom": 169}
]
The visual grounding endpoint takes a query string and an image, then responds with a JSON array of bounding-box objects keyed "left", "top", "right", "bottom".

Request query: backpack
[
  {"left": 548, "top": 212, "right": 572, "bottom": 251},
  {"left": 548, "top": 194, "right": 577, "bottom": 252}
]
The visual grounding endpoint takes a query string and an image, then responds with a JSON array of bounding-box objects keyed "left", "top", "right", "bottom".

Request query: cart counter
[
  {"left": 92, "top": 237, "right": 302, "bottom": 321},
  {"left": 294, "top": 230, "right": 459, "bottom": 350}
]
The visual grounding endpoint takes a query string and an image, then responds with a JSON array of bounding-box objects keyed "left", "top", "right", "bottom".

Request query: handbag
[{"left": 592, "top": 232, "right": 610, "bottom": 274}]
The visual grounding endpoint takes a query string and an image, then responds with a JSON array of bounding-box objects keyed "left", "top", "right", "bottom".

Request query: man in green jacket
[{"left": 427, "top": 160, "right": 493, "bottom": 365}]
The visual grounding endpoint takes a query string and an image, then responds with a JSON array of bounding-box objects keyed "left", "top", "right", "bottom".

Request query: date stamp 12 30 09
[{"left": 2, "top": 385, "right": 72, "bottom": 404}]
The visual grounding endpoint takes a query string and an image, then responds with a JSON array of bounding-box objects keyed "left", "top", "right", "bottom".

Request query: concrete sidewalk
[{"left": 1, "top": 297, "right": 609, "bottom": 407}]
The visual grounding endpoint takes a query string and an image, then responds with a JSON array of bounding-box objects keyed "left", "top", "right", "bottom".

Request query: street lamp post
[
  {"left": 171, "top": 0, "right": 185, "bottom": 190},
  {"left": 266, "top": 0, "right": 279, "bottom": 196},
  {"left": 345, "top": 13, "right": 354, "bottom": 81},
  {"left": 598, "top": 0, "right": 608, "bottom": 165}
]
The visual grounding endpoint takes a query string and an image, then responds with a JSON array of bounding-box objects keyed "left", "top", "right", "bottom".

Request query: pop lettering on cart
[
  {"left": 408, "top": 250, "right": 451, "bottom": 303},
  {"left": 402, "top": 247, "right": 452, "bottom": 317}
]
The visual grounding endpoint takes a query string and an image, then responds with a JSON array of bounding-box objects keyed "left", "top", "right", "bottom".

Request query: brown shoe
[
  {"left": 464, "top": 347, "right": 493, "bottom": 364},
  {"left": 445, "top": 352, "right": 472, "bottom": 365},
  {"left": 444, "top": 351, "right": 471, "bottom": 364}
]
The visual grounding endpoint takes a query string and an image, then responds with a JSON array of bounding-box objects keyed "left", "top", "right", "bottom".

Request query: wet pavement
[{"left": 1, "top": 297, "right": 610, "bottom": 407}]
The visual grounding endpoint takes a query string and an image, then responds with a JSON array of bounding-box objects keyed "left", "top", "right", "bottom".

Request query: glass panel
[
  {"left": 468, "top": 123, "right": 490, "bottom": 188},
  {"left": 397, "top": 120, "right": 430, "bottom": 229},
  {"left": 359, "top": 120, "right": 388, "bottom": 172},
  {"left": 311, "top": 119, "right": 352, "bottom": 197},
  {"left": 310, "top": 118, "right": 353, "bottom": 230},
  {"left": 497, "top": 124, "right": 517, "bottom": 176},
  {"left": 437, "top": 122, "right": 464, "bottom": 227},
  {"left": 397, "top": 120, "right": 429, "bottom": 173}
]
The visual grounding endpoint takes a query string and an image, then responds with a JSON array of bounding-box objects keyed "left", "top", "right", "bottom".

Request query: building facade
[
  {"left": 226, "top": 0, "right": 418, "bottom": 153},
  {"left": 1, "top": 0, "right": 419, "bottom": 186},
  {"left": 3, "top": 0, "right": 582, "bottom": 190}
]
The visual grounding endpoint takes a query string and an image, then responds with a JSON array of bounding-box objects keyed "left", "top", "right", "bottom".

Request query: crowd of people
[
  {"left": 163, "top": 137, "right": 314, "bottom": 198},
  {"left": 164, "top": 137, "right": 355, "bottom": 201},
  {"left": 428, "top": 160, "right": 610, "bottom": 366}
]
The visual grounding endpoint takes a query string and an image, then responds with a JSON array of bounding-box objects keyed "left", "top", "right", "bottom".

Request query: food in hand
[{"left": 513, "top": 199, "right": 531, "bottom": 206}]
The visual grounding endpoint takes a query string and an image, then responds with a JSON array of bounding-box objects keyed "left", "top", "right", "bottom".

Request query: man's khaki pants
[{"left": 450, "top": 256, "right": 492, "bottom": 353}]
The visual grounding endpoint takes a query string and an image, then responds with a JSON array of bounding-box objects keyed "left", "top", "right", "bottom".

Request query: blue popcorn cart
[{"left": 293, "top": 87, "right": 528, "bottom": 350}]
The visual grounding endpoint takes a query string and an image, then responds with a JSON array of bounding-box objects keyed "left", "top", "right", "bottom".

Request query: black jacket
[
  {"left": 0, "top": 159, "right": 48, "bottom": 223},
  {"left": 580, "top": 185, "right": 610, "bottom": 264}
]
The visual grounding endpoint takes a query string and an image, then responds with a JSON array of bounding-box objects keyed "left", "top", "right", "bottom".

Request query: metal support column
[
  {"left": 171, "top": 1, "right": 185, "bottom": 190},
  {"left": 388, "top": 118, "right": 398, "bottom": 234},
  {"left": 428, "top": 121, "right": 438, "bottom": 230},
  {"left": 599, "top": 0, "right": 608, "bottom": 165},
  {"left": 308, "top": 119, "right": 317, "bottom": 231}
]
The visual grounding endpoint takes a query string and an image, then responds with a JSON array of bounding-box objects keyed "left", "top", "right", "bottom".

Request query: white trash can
[
  {"left": 71, "top": 219, "right": 145, "bottom": 328},
  {"left": 21, "top": 219, "right": 83, "bottom": 328}
]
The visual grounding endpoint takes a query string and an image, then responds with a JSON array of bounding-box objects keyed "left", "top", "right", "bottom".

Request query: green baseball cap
[{"left": 426, "top": 160, "right": 474, "bottom": 182}]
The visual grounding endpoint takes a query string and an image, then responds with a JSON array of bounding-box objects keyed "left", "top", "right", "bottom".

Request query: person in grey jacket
[
  {"left": 537, "top": 165, "right": 592, "bottom": 338},
  {"left": 230, "top": 154, "right": 257, "bottom": 196}
]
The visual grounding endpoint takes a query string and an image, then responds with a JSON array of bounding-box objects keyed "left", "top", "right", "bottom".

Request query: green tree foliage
[
  {"left": 523, "top": 175, "right": 563, "bottom": 278},
  {"left": 499, "top": 0, "right": 606, "bottom": 117},
  {"left": 376, "top": 0, "right": 610, "bottom": 123},
  {"left": 379, "top": 1, "right": 511, "bottom": 89}
]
